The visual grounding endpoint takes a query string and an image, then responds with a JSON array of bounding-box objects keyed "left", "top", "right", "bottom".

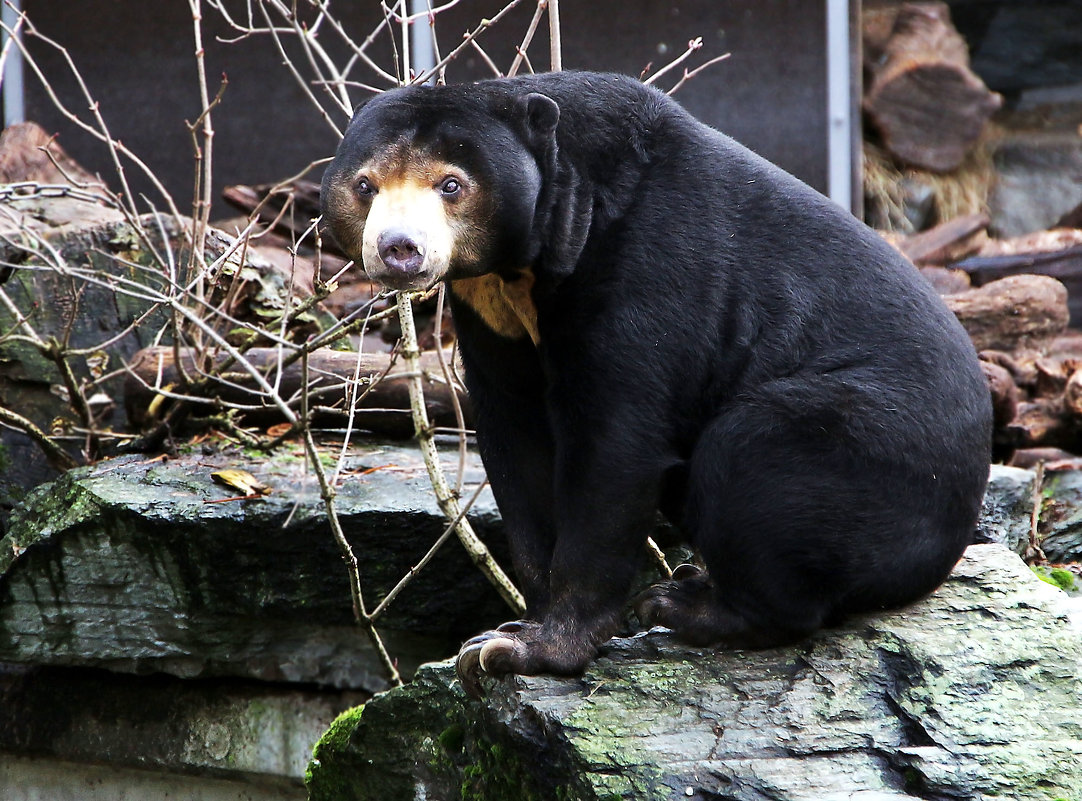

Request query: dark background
[
  {"left": 14, "top": 1, "right": 1078, "bottom": 219},
  {"left": 16, "top": 0, "right": 836, "bottom": 217}
]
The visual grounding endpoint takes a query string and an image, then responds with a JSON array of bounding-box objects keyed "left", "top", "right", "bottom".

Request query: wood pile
[
  {"left": 124, "top": 346, "right": 470, "bottom": 437},
  {"left": 891, "top": 213, "right": 1082, "bottom": 463},
  {"left": 221, "top": 179, "right": 386, "bottom": 322}
]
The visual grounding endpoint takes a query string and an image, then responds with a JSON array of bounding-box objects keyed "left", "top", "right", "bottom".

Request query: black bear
[{"left": 321, "top": 71, "right": 992, "bottom": 697}]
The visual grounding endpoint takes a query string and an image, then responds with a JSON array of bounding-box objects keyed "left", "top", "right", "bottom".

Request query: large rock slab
[
  {"left": 0, "top": 444, "right": 511, "bottom": 692},
  {"left": 307, "top": 544, "right": 1082, "bottom": 800}
]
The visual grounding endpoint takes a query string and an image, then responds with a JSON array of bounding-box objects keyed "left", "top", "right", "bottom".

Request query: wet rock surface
[
  {"left": 308, "top": 545, "right": 1082, "bottom": 801},
  {"left": 0, "top": 444, "right": 508, "bottom": 692},
  {"left": 974, "top": 463, "right": 1036, "bottom": 552}
]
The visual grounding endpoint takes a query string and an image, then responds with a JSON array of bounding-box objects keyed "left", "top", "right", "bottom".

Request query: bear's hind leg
[
  {"left": 636, "top": 393, "right": 975, "bottom": 650},
  {"left": 635, "top": 563, "right": 825, "bottom": 649}
]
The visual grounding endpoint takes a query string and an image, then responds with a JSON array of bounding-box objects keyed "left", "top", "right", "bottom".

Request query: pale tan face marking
[
  {"left": 347, "top": 146, "right": 472, "bottom": 288},
  {"left": 360, "top": 174, "right": 454, "bottom": 285},
  {"left": 326, "top": 143, "right": 538, "bottom": 342}
]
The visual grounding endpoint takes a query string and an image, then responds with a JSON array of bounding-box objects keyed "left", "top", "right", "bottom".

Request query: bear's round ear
[{"left": 514, "top": 92, "right": 560, "bottom": 147}]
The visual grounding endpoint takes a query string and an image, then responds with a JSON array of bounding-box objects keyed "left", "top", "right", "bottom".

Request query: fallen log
[
  {"left": 944, "top": 273, "right": 1069, "bottom": 352},
  {"left": 222, "top": 181, "right": 332, "bottom": 254},
  {"left": 897, "top": 212, "right": 989, "bottom": 266},
  {"left": 125, "top": 346, "right": 471, "bottom": 438},
  {"left": 1003, "top": 397, "right": 1082, "bottom": 453},
  {"left": 863, "top": 1, "right": 1002, "bottom": 172},
  {"left": 1064, "top": 369, "right": 1082, "bottom": 419},
  {"left": 980, "top": 357, "right": 1019, "bottom": 429},
  {"left": 954, "top": 239, "right": 1082, "bottom": 325}
]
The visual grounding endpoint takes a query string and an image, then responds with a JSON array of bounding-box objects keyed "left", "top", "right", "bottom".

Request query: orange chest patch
[{"left": 450, "top": 271, "right": 539, "bottom": 345}]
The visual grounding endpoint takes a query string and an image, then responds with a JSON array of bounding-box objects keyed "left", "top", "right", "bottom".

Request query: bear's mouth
[{"left": 362, "top": 258, "right": 441, "bottom": 292}]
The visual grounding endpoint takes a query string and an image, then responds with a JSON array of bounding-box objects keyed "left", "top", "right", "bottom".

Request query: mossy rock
[
  {"left": 0, "top": 445, "right": 509, "bottom": 691},
  {"left": 306, "top": 545, "right": 1082, "bottom": 800}
]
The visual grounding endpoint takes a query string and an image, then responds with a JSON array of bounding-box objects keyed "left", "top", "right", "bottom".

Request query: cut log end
[{"left": 863, "top": 1, "right": 1001, "bottom": 172}]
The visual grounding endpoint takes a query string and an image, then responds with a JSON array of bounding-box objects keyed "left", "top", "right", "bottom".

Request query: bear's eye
[
  {"left": 355, "top": 177, "right": 376, "bottom": 197},
  {"left": 439, "top": 177, "right": 462, "bottom": 197}
]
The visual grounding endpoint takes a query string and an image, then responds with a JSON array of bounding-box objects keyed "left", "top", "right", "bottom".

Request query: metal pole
[
  {"left": 826, "top": 0, "right": 853, "bottom": 213},
  {"left": 2, "top": 0, "right": 25, "bottom": 127},
  {"left": 408, "top": 0, "right": 435, "bottom": 83}
]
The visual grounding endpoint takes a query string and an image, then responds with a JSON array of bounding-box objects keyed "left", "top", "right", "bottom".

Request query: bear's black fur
[{"left": 321, "top": 71, "right": 992, "bottom": 696}]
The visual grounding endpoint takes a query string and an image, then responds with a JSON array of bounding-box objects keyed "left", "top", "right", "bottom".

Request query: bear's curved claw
[
  {"left": 455, "top": 628, "right": 527, "bottom": 699},
  {"left": 455, "top": 638, "right": 486, "bottom": 699},
  {"left": 671, "top": 562, "right": 704, "bottom": 581},
  {"left": 633, "top": 566, "right": 712, "bottom": 631}
]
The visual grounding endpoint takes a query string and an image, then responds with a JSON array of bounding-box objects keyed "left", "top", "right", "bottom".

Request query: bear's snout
[{"left": 376, "top": 228, "right": 426, "bottom": 276}]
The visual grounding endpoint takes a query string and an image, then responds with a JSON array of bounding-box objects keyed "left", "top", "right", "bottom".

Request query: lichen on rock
[{"left": 306, "top": 544, "right": 1082, "bottom": 801}]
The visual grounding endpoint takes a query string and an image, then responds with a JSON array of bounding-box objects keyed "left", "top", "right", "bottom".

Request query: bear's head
[{"left": 321, "top": 83, "right": 560, "bottom": 291}]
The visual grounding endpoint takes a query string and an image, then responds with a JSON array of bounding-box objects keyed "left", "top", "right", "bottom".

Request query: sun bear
[{"left": 321, "top": 71, "right": 992, "bottom": 698}]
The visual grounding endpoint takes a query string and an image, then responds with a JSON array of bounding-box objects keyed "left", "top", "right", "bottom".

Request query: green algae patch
[
  {"left": 305, "top": 660, "right": 601, "bottom": 801},
  {"left": 1032, "top": 565, "right": 1078, "bottom": 593},
  {"left": 1, "top": 468, "right": 102, "bottom": 572},
  {"left": 306, "top": 663, "right": 466, "bottom": 801},
  {"left": 306, "top": 704, "right": 367, "bottom": 801}
]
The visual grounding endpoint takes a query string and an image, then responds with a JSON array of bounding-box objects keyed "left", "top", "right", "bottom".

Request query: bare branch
[
  {"left": 397, "top": 292, "right": 525, "bottom": 614},
  {"left": 643, "top": 37, "right": 703, "bottom": 86},
  {"left": 0, "top": 404, "right": 79, "bottom": 470},
  {"left": 508, "top": 0, "right": 546, "bottom": 78}
]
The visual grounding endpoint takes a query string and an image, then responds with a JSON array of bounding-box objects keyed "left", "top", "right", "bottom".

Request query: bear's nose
[{"left": 377, "top": 229, "right": 426, "bottom": 274}]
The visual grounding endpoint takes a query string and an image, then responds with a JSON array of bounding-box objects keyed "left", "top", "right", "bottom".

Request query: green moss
[
  {"left": 1048, "top": 568, "right": 1077, "bottom": 592},
  {"left": 438, "top": 724, "right": 466, "bottom": 754},
  {"left": 1032, "top": 566, "right": 1078, "bottom": 592},
  {"left": 1, "top": 472, "right": 101, "bottom": 573},
  {"left": 305, "top": 704, "right": 366, "bottom": 801},
  {"left": 458, "top": 736, "right": 562, "bottom": 801}
]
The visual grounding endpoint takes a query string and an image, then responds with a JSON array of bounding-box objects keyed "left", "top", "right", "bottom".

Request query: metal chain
[{"left": 0, "top": 181, "right": 115, "bottom": 207}]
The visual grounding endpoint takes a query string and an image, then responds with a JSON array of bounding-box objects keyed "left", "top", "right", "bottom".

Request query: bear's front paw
[{"left": 454, "top": 619, "right": 597, "bottom": 698}]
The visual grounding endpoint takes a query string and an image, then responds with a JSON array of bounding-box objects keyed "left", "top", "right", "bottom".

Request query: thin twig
[
  {"left": 413, "top": 0, "right": 526, "bottom": 85},
  {"left": 508, "top": 0, "right": 546, "bottom": 78},
  {"left": 1026, "top": 460, "right": 1048, "bottom": 564},
  {"left": 665, "top": 52, "right": 732, "bottom": 96},
  {"left": 0, "top": 405, "right": 78, "bottom": 470},
  {"left": 432, "top": 284, "right": 469, "bottom": 496},
  {"left": 548, "top": 0, "right": 561, "bottom": 71},
  {"left": 369, "top": 479, "right": 491, "bottom": 620},
  {"left": 397, "top": 292, "right": 525, "bottom": 614},
  {"left": 643, "top": 37, "right": 703, "bottom": 86},
  {"left": 645, "top": 536, "right": 673, "bottom": 578},
  {"left": 301, "top": 348, "right": 402, "bottom": 687}
]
